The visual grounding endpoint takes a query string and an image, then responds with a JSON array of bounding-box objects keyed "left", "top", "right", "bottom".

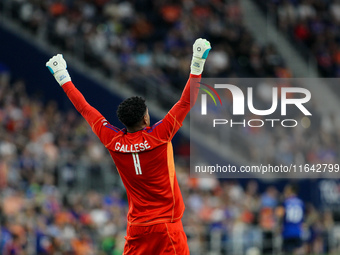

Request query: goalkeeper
[{"left": 46, "top": 38, "right": 211, "bottom": 254}]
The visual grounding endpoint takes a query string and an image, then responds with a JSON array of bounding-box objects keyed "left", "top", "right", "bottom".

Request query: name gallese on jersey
[{"left": 114, "top": 140, "right": 151, "bottom": 153}]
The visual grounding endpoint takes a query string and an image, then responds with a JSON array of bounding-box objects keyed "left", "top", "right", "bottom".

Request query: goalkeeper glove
[
  {"left": 46, "top": 54, "right": 71, "bottom": 86},
  {"left": 190, "top": 38, "right": 211, "bottom": 75}
]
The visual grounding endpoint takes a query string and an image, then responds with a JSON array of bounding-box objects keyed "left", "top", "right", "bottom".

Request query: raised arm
[
  {"left": 61, "top": 81, "right": 103, "bottom": 126},
  {"left": 150, "top": 39, "right": 211, "bottom": 141},
  {"left": 170, "top": 38, "right": 211, "bottom": 122},
  {"left": 46, "top": 54, "right": 118, "bottom": 145}
]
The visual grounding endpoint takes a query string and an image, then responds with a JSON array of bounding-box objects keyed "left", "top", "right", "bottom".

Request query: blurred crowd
[
  {"left": 1, "top": 0, "right": 291, "bottom": 95},
  {"left": 0, "top": 65, "right": 128, "bottom": 254},
  {"left": 256, "top": 0, "right": 340, "bottom": 78}
]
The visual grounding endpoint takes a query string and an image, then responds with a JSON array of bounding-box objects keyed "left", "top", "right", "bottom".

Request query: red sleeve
[
  {"left": 147, "top": 74, "right": 201, "bottom": 141},
  {"left": 62, "top": 81, "right": 119, "bottom": 146},
  {"left": 168, "top": 73, "right": 201, "bottom": 124}
]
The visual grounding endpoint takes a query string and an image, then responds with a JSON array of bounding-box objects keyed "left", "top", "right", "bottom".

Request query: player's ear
[
  {"left": 143, "top": 108, "right": 150, "bottom": 126},
  {"left": 143, "top": 114, "right": 148, "bottom": 124},
  {"left": 143, "top": 110, "right": 150, "bottom": 127}
]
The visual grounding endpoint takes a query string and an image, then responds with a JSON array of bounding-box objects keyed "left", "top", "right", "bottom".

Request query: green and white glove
[
  {"left": 46, "top": 54, "right": 71, "bottom": 86},
  {"left": 190, "top": 38, "right": 211, "bottom": 75}
]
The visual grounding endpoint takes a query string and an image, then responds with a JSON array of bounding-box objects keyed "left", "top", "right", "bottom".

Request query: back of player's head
[{"left": 117, "top": 96, "right": 147, "bottom": 128}]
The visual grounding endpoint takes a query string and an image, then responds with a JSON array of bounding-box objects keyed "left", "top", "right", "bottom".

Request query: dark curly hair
[{"left": 117, "top": 96, "right": 147, "bottom": 128}]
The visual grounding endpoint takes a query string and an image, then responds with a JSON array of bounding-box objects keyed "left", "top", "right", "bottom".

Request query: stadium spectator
[
  {"left": 2, "top": 0, "right": 291, "bottom": 92},
  {"left": 277, "top": 184, "right": 305, "bottom": 255},
  {"left": 256, "top": 0, "right": 340, "bottom": 79}
]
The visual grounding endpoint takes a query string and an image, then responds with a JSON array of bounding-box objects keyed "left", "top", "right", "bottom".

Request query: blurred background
[{"left": 1, "top": 0, "right": 340, "bottom": 254}]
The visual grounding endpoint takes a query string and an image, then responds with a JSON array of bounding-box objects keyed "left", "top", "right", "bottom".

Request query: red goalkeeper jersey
[{"left": 62, "top": 74, "right": 200, "bottom": 226}]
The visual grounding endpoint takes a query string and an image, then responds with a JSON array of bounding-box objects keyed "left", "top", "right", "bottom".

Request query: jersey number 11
[{"left": 132, "top": 153, "right": 142, "bottom": 175}]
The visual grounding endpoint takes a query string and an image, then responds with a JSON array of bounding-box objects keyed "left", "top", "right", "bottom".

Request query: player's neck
[{"left": 127, "top": 125, "right": 147, "bottom": 133}]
